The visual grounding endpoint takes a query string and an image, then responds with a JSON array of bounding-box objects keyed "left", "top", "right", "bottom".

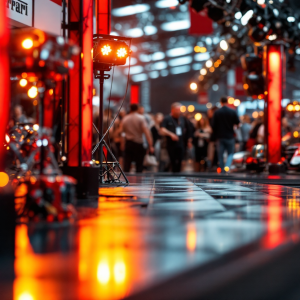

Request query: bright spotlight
[
  {"left": 117, "top": 47, "right": 127, "bottom": 57},
  {"left": 220, "top": 40, "right": 229, "bottom": 51},
  {"left": 228, "top": 97, "right": 235, "bottom": 105},
  {"left": 205, "top": 60, "right": 213, "bottom": 68},
  {"left": 195, "top": 113, "right": 202, "bottom": 121},
  {"left": 234, "top": 99, "right": 241, "bottom": 107},
  {"left": 28, "top": 86, "right": 38, "bottom": 99},
  {"left": 22, "top": 38, "right": 33, "bottom": 49},
  {"left": 180, "top": 106, "right": 186, "bottom": 113},
  {"left": 200, "top": 68, "right": 207, "bottom": 75},
  {"left": 33, "top": 124, "right": 39, "bottom": 131},
  {"left": 188, "top": 105, "right": 195, "bottom": 112},
  {"left": 190, "top": 82, "right": 198, "bottom": 91},
  {"left": 19, "top": 79, "right": 28, "bottom": 87},
  {"left": 101, "top": 45, "right": 112, "bottom": 55}
]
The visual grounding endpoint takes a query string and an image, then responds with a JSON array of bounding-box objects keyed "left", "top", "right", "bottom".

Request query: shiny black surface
[{"left": 4, "top": 175, "right": 300, "bottom": 299}]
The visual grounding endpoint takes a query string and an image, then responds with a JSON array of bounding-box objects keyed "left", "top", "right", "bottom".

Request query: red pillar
[
  {"left": 67, "top": 0, "right": 93, "bottom": 166},
  {"left": 96, "top": 0, "right": 111, "bottom": 35},
  {"left": 130, "top": 85, "right": 140, "bottom": 104},
  {"left": 264, "top": 44, "right": 284, "bottom": 165},
  {"left": 0, "top": 4, "right": 10, "bottom": 171}
]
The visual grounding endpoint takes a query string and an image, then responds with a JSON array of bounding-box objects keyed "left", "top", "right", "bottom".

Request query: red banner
[
  {"left": 189, "top": 8, "right": 213, "bottom": 35},
  {"left": 50, "top": 0, "right": 62, "bottom": 6}
]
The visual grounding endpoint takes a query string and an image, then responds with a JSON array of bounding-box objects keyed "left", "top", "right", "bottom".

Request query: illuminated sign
[{"left": 7, "top": 0, "right": 33, "bottom": 27}]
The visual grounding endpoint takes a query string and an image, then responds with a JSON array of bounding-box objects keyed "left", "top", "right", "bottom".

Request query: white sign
[{"left": 7, "top": 0, "right": 33, "bottom": 27}]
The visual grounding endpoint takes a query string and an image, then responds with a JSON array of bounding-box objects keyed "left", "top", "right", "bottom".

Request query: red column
[
  {"left": 96, "top": 0, "right": 111, "bottom": 34},
  {"left": 130, "top": 85, "right": 140, "bottom": 104},
  {"left": 67, "top": 0, "right": 93, "bottom": 166},
  {"left": 264, "top": 44, "right": 284, "bottom": 165},
  {"left": 0, "top": 4, "right": 10, "bottom": 171}
]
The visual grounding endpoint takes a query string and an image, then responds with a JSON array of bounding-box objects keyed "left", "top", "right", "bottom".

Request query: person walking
[
  {"left": 120, "top": 104, "right": 154, "bottom": 173},
  {"left": 212, "top": 97, "right": 240, "bottom": 172},
  {"left": 160, "top": 102, "right": 192, "bottom": 172},
  {"left": 193, "top": 115, "right": 212, "bottom": 172}
]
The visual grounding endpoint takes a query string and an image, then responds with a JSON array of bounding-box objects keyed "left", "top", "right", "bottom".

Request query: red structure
[
  {"left": 67, "top": 0, "right": 93, "bottom": 167},
  {"left": 0, "top": 4, "right": 10, "bottom": 172},
  {"left": 264, "top": 44, "right": 284, "bottom": 165},
  {"left": 130, "top": 85, "right": 140, "bottom": 104},
  {"left": 96, "top": 0, "right": 111, "bottom": 35}
]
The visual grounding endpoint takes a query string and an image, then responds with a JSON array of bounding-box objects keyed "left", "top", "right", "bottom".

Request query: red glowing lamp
[{"left": 93, "top": 34, "right": 131, "bottom": 69}]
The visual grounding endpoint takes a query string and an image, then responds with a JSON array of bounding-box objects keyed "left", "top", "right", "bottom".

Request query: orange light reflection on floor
[
  {"left": 77, "top": 205, "right": 148, "bottom": 300},
  {"left": 186, "top": 223, "right": 197, "bottom": 252}
]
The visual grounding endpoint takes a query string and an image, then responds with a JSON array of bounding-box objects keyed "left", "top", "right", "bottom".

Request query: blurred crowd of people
[
  {"left": 10, "top": 96, "right": 295, "bottom": 174},
  {"left": 93, "top": 96, "right": 293, "bottom": 174}
]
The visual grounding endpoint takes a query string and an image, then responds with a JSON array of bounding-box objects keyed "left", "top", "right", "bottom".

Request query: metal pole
[
  {"left": 39, "top": 90, "right": 45, "bottom": 175},
  {"left": 99, "top": 70, "right": 104, "bottom": 182},
  {"left": 61, "top": 0, "right": 66, "bottom": 161}
]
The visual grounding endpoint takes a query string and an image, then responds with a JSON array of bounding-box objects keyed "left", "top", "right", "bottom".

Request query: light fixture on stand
[{"left": 92, "top": 34, "right": 131, "bottom": 185}]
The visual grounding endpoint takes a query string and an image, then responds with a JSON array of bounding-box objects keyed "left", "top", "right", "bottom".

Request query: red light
[
  {"left": 117, "top": 47, "right": 127, "bottom": 58},
  {"left": 246, "top": 157, "right": 253, "bottom": 164},
  {"left": 217, "top": 167, "right": 222, "bottom": 173},
  {"left": 101, "top": 45, "right": 112, "bottom": 55},
  {"left": 266, "top": 45, "right": 283, "bottom": 164}
]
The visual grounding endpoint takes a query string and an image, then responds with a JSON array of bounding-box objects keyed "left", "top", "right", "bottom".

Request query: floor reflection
[{"left": 10, "top": 176, "right": 300, "bottom": 300}]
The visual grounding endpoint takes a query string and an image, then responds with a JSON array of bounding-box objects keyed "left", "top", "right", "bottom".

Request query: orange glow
[
  {"left": 97, "top": 261, "right": 111, "bottom": 284},
  {"left": 186, "top": 224, "right": 197, "bottom": 252},
  {"left": 188, "top": 105, "right": 195, "bottom": 112},
  {"left": 101, "top": 45, "right": 112, "bottom": 55},
  {"left": 28, "top": 87, "right": 38, "bottom": 99},
  {"left": 20, "top": 79, "right": 28, "bottom": 87},
  {"left": 0, "top": 172, "right": 9, "bottom": 187},
  {"left": 117, "top": 48, "right": 127, "bottom": 58},
  {"left": 22, "top": 73, "right": 27, "bottom": 78},
  {"left": 217, "top": 167, "right": 222, "bottom": 173},
  {"left": 266, "top": 45, "right": 282, "bottom": 164},
  {"left": 264, "top": 186, "right": 284, "bottom": 249},
  {"left": 22, "top": 38, "right": 33, "bottom": 49},
  {"left": 228, "top": 97, "right": 234, "bottom": 105},
  {"left": 49, "top": 89, "right": 53, "bottom": 96},
  {"left": 180, "top": 106, "right": 186, "bottom": 113}
]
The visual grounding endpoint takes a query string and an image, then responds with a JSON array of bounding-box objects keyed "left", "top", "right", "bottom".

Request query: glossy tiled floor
[{"left": 8, "top": 175, "right": 300, "bottom": 300}]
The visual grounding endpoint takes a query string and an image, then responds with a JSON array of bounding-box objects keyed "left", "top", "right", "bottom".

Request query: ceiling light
[
  {"left": 287, "top": 16, "right": 296, "bottom": 22},
  {"left": 190, "top": 82, "right": 198, "bottom": 91},
  {"left": 192, "top": 63, "right": 202, "bottom": 70},
  {"left": 152, "top": 52, "right": 165, "bottom": 61},
  {"left": 155, "top": 0, "right": 178, "bottom": 8},
  {"left": 205, "top": 60, "right": 213, "bottom": 68},
  {"left": 152, "top": 61, "right": 168, "bottom": 70},
  {"left": 169, "top": 56, "right": 193, "bottom": 67},
  {"left": 149, "top": 71, "right": 159, "bottom": 79},
  {"left": 139, "top": 54, "right": 151, "bottom": 62},
  {"left": 220, "top": 40, "right": 229, "bottom": 51},
  {"left": 161, "top": 20, "right": 190, "bottom": 31},
  {"left": 132, "top": 73, "right": 148, "bottom": 82},
  {"left": 166, "top": 46, "right": 193, "bottom": 57},
  {"left": 170, "top": 65, "right": 191, "bottom": 74},
  {"left": 126, "top": 28, "right": 144, "bottom": 38},
  {"left": 200, "top": 68, "right": 207, "bottom": 75},
  {"left": 194, "top": 52, "right": 210, "bottom": 61},
  {"left": 241, "top": 10, "right": 254, "bottom": 26},
  {"left": 112, "top": 4, "right": 150, "bottom": 17},
  {"left": 128, "top": 66, "right": 144, "bottom": 75},
  {"left": 235, "top": 12, "right": 242, "bottom": 20},
  {"left": 144, "top": 25, "right": 157, "bottom": 35}
]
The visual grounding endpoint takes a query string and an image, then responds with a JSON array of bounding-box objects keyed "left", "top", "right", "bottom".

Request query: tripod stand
[{"left": 92, "top": 68, "right": 128, "bottom": 185}]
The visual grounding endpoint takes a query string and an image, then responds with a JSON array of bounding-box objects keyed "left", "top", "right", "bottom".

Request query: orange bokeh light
[{"left": 0, "top": 172, "right": 9, "bottom": 187}]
